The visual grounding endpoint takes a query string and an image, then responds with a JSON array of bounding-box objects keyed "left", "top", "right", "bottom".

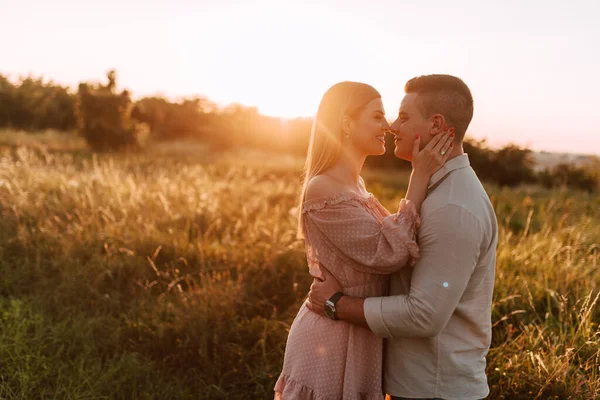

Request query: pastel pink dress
[{"left": 274, "top": 192, "right": 421, "bottom": 400}]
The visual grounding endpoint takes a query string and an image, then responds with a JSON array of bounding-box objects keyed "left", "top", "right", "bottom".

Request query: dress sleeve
[{"left": 303, "top": 198, "right": 420, "bottom": 275}]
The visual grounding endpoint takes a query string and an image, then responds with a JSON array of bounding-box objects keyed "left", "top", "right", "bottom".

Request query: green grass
[{"left": 0, "top": 132, "right": 599, "bottom": 399}]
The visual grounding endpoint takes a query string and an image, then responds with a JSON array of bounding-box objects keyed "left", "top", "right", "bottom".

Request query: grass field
[{"left": 0, "top": 131, "right": 599, "bottom": 399}]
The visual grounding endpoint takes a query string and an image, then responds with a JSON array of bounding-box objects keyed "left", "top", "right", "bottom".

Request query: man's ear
[{"left": 430, "top": 114, "right": 447, "bottom": 136}]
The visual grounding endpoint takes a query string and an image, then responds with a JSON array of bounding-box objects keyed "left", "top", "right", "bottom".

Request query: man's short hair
[{"left": 404, "top": 74, "right": 474, "bottom": 141}]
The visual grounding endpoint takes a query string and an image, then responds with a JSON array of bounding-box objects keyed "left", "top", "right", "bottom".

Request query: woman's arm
[{"left": 304, "top": 199, "right": 420, "bottom": 274}]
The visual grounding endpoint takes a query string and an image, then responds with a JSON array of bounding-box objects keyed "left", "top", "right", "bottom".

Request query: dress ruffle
[
  {"left": 303, "top": 194, "right": 422, "bottom": 267},
  {"left": 274, "top": 374, "right": 384, "bottom": 400},
  {"left": 405, "top": 239, "right": 420, "bottom": 267},
  {"left": 302, "top": 191, "right": 375, "bottom": 213},
  {"left": 396, "top": 198, "right": 421, "bottom": 231}
]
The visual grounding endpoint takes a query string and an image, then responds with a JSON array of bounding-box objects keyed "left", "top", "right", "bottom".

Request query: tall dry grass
[{"left": 0, "top": 134, "right": 598, "bottom": 399}]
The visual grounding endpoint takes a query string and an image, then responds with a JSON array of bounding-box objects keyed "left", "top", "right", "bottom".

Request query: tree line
[{"left": 0, "top": 70, "right": 597, "bottom": 192}]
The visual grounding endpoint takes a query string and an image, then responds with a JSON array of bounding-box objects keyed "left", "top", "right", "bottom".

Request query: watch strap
[{"left": 327, "top": 291, "right": 344, "bottom": 305}]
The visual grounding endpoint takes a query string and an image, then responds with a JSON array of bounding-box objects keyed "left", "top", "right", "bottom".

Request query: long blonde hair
[{"left": 297, "top": 82, "right": 381, "bottom": 239}]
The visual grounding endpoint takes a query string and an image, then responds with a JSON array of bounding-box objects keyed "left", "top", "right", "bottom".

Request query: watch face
[{"left": 324, "top": 301, "right": 335, "bottom": 319}]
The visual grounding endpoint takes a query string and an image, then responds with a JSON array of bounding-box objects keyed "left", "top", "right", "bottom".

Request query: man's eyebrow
[{"left": 398, "top": 110, "right": 410, "bottom": 117}]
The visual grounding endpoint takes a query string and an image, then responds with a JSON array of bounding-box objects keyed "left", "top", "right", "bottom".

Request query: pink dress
[{"left": 274, "top": 192, "right": 421, "bottom": 400}]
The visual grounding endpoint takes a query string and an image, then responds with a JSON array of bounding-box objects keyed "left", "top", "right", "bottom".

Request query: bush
[
  {"left": 77, "top": 70, "right": 142, "bottom": 152},
  {"left": 538, "top": 163, "right": 599, "bottom": 192},
  {"left": 131, "top": 96, "right": 216, "bottom": 141},
  {"left": 465, "top": 139, "right": 536, "bottom": 187},
  {"left": 0, "top": 74, "right": 77, "bottom": 131}
]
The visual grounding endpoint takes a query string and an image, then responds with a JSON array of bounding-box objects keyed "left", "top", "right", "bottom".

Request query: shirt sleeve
[
  {"left": 304, "top": 199, "right": 420, "bottom": 275},
  {"left": 364, "top": 204, "right": 483, "bottom": 338}
]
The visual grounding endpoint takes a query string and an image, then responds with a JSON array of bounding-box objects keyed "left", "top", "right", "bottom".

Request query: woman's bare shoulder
[{"left": 305, "top": 175, "right": 346, "bottom": 201}]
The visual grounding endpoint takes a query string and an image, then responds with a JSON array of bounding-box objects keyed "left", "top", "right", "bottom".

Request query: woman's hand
[{"left": 411, "top": 128, "right": 455, "bottom": 178}]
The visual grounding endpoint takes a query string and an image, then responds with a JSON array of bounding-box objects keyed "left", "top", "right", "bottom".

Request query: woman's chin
[{"left": 368, "top": 146, "right": 386, "bottom": 156}]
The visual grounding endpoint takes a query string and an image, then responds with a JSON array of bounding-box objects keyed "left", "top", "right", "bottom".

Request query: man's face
[{"left": 389, "top": 93, "right": 433, "bottom": 161}]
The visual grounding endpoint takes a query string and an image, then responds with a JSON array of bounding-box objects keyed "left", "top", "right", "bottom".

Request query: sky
[{"left": 1, "top": 0, "right": 599, "bottom": 155}]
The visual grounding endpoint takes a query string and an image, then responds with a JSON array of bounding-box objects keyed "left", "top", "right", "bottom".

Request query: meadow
[{"left": 0, "top": 131, "right": 599, "bottom": 399}]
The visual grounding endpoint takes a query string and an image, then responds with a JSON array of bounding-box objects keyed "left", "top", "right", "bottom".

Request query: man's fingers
[
  {"left": 306, "top": 300, "right": 323, "bottom": 316},
  {"left": 309, "top": 279, "right": 322, "bottom": 297},
  {"left": 307, "top": 289, "right": 315, "bottom": 305},
  {"left": 319, "top": 262, "right": 335, "bottom": 280}
]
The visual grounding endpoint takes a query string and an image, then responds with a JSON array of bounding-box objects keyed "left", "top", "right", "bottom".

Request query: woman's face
[{"left": 348, "top": 98, "right": 390, "bottom": 156}]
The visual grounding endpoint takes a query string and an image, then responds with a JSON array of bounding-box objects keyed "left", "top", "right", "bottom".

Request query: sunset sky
[{"left": 1, "top": 0, "right": 599, "bottom": 154}]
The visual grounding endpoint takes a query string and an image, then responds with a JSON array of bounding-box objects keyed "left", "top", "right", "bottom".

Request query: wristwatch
[{"left": 324, "top": 292, "right": 344, "bottom": 320}]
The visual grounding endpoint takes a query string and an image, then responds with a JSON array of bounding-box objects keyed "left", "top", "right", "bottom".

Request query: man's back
[{"left": 382, "top": 155, "right": 498, "bottom": 399}]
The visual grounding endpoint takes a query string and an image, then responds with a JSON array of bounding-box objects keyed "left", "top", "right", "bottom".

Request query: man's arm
[
  {"left": 306, "top": 269, "right": 369, "bottom": 329},
  {"left": 308, "top": 204, "right": 483, "bottom": 338},
  {"left": 335, "top": 296, "right": 369, "bottom": 328},
  {"left": 363, "top": 204, "right": 483, "bottom": 338}
]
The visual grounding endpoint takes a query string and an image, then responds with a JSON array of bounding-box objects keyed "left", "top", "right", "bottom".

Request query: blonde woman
[{"left": 274, "top": 82, "right": 454, "bottom": 400}]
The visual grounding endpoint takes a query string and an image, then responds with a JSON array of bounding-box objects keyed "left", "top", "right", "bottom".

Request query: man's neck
[{"left": 446, "top": 143, "right": 465, "bottom": 161}]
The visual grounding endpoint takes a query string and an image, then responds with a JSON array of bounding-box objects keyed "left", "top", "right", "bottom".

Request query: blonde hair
[{"left": 297, "top": 81, "right": 381, "bottom": 239}]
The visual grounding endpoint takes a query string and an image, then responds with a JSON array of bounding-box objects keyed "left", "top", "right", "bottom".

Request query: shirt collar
[{"left": 428, "top": 154, "right": 471, "bottom": 189}]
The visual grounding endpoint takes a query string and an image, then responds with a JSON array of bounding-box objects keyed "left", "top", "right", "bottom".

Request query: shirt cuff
[{"left": 364, "top": 296, "right": 394, "bottom": 339}]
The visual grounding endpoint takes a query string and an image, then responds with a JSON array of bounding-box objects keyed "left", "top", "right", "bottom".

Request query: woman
[{"left": 274, "top": 82, "right": 454, "bottom": 399}]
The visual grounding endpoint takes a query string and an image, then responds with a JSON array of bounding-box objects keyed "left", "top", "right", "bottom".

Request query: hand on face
[
  {"left": 306, "top": 264, "right": 342, "bottom": 316},
  {"left": 411, "top": 128, "right": 455, "bottom": 177}
]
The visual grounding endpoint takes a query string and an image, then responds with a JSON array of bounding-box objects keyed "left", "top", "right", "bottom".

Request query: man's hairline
[{"left": 404, "top": 90, "right": 472, "bottom": 120}]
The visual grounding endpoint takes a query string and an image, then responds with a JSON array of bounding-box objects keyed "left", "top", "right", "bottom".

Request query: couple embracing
[{"left": 275, "top": 75, "right": 497, "bottom": 400}]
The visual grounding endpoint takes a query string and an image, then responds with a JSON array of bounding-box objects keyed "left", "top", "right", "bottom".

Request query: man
[{"left": 307, "top": 74, "right": 498, "bottom": 400}]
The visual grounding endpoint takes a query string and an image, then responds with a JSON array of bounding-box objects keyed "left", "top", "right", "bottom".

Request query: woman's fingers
[
  {"left": 412, "top": 135, "right": 421, "bottom": 160},
  {"left": 431, "top": 128, "right": 455, "bottom": 153},
  {"left": 423, "top": 129, "right": 446, "bottom": 150},
  {"left": 439, "top": 136, "right": 454, "bottom": 161},
  {"left": 412, "top": 127, "right": 456, "bottom": 175},
  {"left": 432, "top": 132, "right": 450, "bottom": 153}
]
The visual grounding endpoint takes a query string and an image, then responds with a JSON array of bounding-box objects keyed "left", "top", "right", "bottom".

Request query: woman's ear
[
  {"left": 342, "top": 115, "right": 354, "bottom": 137},
  {"left": 430, "top": 114, "right": 447, "bottom": 135}
]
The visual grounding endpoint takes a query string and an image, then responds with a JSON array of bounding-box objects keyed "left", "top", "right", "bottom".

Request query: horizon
[{"left": 1, "top": 0, "right": 599, "bottom": 155}]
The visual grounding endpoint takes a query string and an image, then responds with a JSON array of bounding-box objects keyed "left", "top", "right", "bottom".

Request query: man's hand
[{"left": 306, "top": 264, "right": 343, "bottom": 316}]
